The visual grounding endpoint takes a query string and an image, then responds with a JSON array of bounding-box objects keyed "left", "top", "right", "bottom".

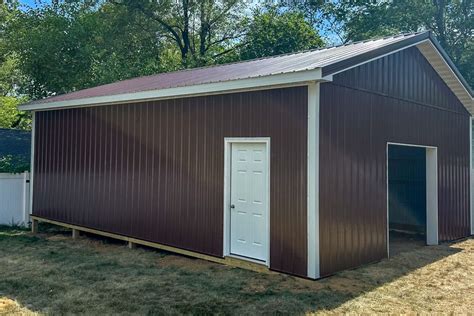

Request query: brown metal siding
[
  {"left": 319, "top": 47, "right": 470, "bottom": 277},
  {"left": 33, "top": 87, "right": 308, "bottom": 277}
]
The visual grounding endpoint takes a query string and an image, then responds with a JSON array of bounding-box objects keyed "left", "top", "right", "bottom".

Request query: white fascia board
[{"left": 19, "top": 68, "right": 323, "bottom": 111}]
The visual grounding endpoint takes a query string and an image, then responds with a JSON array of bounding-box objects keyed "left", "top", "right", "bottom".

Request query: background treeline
[{"left": 0, "top": 0, "right": 472, "bottom": 130}]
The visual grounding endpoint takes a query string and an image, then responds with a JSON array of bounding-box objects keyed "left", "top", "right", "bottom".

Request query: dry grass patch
[
  {"left": 0, "top": 297, "right": 38, "bottom": 316},
  {"left": 0, "top": 225, "right": 472, "bottom": 315},
  {"left": 315, "top": 238, "right": 474, "bottom": 314}
]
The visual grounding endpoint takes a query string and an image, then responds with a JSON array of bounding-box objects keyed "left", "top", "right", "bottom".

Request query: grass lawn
[{"left": 0, "top": 225, "right": 473, "bottom": 315}]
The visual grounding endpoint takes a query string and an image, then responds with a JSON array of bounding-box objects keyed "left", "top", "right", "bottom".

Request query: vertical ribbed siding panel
[
  {"left": 33, "top": 87, "right": 308, "bottom": 277},
  {"left": 319, "top": 47, "right": 470, "bottom": 277}
]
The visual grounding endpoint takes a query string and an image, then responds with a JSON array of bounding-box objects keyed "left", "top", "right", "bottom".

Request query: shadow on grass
[{"left": 0, "top": 225, "right": 466, "bottom": 315}]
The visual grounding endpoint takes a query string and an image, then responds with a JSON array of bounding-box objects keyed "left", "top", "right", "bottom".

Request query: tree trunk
[
  {"left": 181, "top": 0, "right": 191, "bottom": 66},
  {"left": 432, "top": 0, "right": 448, "bottom": 49}
]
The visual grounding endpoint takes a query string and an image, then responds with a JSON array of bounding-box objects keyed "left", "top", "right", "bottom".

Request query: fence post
[{"left": 31, "top": 219, "right": 38, "bottom": 234}]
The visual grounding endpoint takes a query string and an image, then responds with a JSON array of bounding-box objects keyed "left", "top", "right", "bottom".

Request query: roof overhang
[
  {"left": 19, "top": 68, "right": 325, "bottom": 111},
  {"left": 416, "top": 40, "right": 473, "bottom": 115}
]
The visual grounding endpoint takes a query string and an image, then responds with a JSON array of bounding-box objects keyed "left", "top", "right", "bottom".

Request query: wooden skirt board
[{"left": 30, "top": 215, "right": 271, "bottom": 274}]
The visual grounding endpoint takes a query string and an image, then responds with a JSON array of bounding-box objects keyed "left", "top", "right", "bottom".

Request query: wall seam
[{"left": 329, "top": 82, "right": 469, "bottom": 117}]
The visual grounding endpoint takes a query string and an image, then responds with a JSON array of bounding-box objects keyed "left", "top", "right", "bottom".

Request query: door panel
[{"left": 230, "top": 142, "right": 268, "bottom": 261}]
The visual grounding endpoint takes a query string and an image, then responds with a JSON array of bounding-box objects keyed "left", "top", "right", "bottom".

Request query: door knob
[{"left": 230, "top": 204, "right": 235, "bottom": 209}]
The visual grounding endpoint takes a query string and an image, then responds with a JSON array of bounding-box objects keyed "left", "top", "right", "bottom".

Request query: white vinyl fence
[{"left": 0, "top": 172, "right": 30, "bottom": 226}]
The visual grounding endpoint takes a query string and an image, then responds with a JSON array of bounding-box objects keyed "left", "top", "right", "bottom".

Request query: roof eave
[
  {"left": 19, "top": 68, "right": 324, "bottom": 111},
  {"left": 426, "top": 33, "right": 473, "bottom": 98}
]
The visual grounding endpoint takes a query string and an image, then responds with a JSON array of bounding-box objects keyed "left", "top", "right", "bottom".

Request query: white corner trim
[
  {"left": 29, "top": 111, "right": 35, "bottom": 215},
  {"left": 19, "top": 69, "right": 323, "bottom": 111},
  {"left": 223, "top": 137, "right": 271, "bottom": 267},
  {"left": 307, "top": 82, "right": 320, "bottom": 279},
  {"left": 470, "top": 117, "right": 474, "bottom": 235}
]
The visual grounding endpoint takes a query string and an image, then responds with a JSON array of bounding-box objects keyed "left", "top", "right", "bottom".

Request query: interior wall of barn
[
  {"left": 388, "top": 145, "right": 427, "bottom": 234},
  {"left": 32, "top": 86, "right": 309, "bottom": 277},
  {"left": 319, "top": 46, "right": 471, "bottom": 277}
]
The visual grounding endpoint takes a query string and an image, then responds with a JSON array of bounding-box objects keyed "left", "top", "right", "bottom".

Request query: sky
[{"left": 18, "top": 0, "right": 50, "bottom": 9}]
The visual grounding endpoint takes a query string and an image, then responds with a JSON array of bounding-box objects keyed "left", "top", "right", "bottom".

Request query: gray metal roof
[{"left": 24, "top": 31, "right": 473, "bottom": 108}]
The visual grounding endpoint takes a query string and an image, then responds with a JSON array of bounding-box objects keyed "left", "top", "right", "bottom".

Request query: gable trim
[{"left": 322, "top": 33, "right": 431, "bottom": 77}]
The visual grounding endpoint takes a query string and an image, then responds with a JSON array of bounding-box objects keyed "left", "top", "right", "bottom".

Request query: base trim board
[{"left": 30, "top": 215, "right": 271, "bottom": 274}]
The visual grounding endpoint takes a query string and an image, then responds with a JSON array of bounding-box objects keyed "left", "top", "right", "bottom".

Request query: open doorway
[{"left": 387, "top": 143, "right": 438, "bottom": 257}]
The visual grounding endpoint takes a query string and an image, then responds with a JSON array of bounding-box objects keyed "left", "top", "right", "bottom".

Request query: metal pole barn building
[{"left": 20, "top": 32, "right": 474, "bottom": 279}]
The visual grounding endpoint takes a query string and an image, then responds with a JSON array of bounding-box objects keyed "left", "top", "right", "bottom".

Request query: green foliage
[
  {"left": 84, "top": 3, "right": 172, "bottom": 86},
  {"left": 0, "top": 154, "right": 29, "bottom": 173},
  {"left": 9, "top": 4, "right": 89, "bottom": 98},
  {"left": 0, "top": 96, "right": 30, "bottom": 129},
  {"left": 323, "top": 0, "right": 474, "bottom": 87},
  {"left": 1, "top": 0, "right": 471, "bottom": 104},
  {"left": 240, "top": 9, "right": 324, "bottom": 60},
  {"left": 114, "top": 0, "right": 247, "bottom": 67},
  {"left": 0, "top": 3, "right": 25, "bottom": 96},
  {"left": 9, "top": 2, "right": 167, "bottom": 99}
]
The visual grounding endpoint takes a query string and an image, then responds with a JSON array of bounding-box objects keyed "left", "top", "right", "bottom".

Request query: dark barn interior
[{"left": 388, "top": 145, "right": 427, "bottom": 253}]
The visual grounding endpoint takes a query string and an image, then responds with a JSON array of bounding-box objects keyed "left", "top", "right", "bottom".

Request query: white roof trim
[
  {"left": 328, "top": 39, "right": 430, "bottom": 77},
  {"left": 416, "top": 41, "right": 474, "bottom": 115},
  {"left": 19, "top": 68, "right": 323, "bottom": 111}
]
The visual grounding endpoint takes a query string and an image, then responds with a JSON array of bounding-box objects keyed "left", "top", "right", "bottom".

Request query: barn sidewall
[
  {"left": 319, "top": 46, "right": 471, "bottom": 277},
  {"left": 32, "top": 87, "right": 309, "bottom": 277}
]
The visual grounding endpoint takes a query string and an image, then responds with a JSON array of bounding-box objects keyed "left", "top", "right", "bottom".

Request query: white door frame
[
  {"left": 223, "top": 137, "right": 271, "bottom": 266},
  {"left": 386, "top": 142, "right": 439, "bottom": 258}
]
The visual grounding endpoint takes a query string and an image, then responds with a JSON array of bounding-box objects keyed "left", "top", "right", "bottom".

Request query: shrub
[{"left": 0, "top": 154, "right": 30, "bottom": 173}]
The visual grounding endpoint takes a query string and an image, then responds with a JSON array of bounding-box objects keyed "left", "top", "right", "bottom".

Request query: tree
[
  {"left": 0, "top": 2, "right": 24, "bottom": 96},
  {"left": 0, "top": 2, "right": 30, "bottom": 130},
  {"left": 317, "top": 0, "right": 474, "bottom": 87},
  {"left": 112, "top": 0, "right": 247, "bottom": 67},
  {"left": 9, "top": 2, "right": 168, "bottom": 99},
  {"left": 0, "top": 96, "right": 30, "bottom": 129},
  {"left": 84, "top": 3, "right": 176, "bottom": 85},
  {"left": 239, "top": 8, "right": 324, "bottom": 60}
]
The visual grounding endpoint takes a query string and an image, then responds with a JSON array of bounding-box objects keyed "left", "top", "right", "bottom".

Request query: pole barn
[{"left": 21, "top": 32, "right": 474, "bottom": 279}]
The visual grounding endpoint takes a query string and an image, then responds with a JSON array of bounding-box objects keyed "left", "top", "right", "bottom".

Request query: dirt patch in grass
[
  {"left": 0, "top": 297, "right": 38, "bottom": 315},
  {"left": 157, "top": 253, "right": 220, "bottom": 272},
  {"left": 0, "top": 225, "right": 472, "bottom": 314}
]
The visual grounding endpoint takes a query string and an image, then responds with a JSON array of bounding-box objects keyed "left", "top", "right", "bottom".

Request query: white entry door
[{"left": 230, "top": 142, "right": 268, "bottom": 262}]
